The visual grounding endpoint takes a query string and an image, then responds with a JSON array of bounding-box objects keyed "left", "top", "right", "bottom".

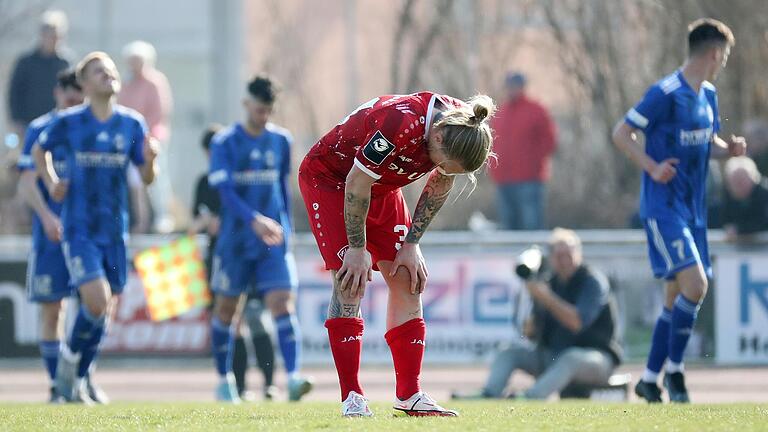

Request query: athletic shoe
[
  {"left": 634, "top": 380, "right": 663, "bottom": 403},
  {"left": 263, "top": 385, "right": 278, "bottom": 401},
  {"left": 215, "top": 373, "right": 242, "bottom": 403},
  {"left": 288, "top": 375, "right": 314, "bottom": 402},
  {"left": 341, "top": 391, "right": 373, "bottom": 417},
  {"left": 393, "top": 391, "right": 459, "bottom": 417},
  {"left": 664, "top": 372, "right": 690, "bottom": 403},
  {"left": 54, "top": 345, "right": 80, "bottom": 402},
  {"left": 85, "top": 374, "right": 110, "bottom": 405},
  {"left": 48, "top": 386, "right": 62, "bottom": 404},
  {"left": 70, "top": 378, "right": 95, "bottom": 405}
]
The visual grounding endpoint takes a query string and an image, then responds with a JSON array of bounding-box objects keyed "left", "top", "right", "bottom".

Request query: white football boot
[
  {"left": 341, "top": 391, "right": 373, "bottom": 417},
  {"left": 393, "top": 391, "right": 458, "bottom": 417}
]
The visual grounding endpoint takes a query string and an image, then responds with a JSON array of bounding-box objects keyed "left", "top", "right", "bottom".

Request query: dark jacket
[
  {"left": 8, "top": 48, "right": 70, "bottom": 125},
  {"left": 721, "top": 179, "right": 768, "bottom": 234},
  {"left": 534, "top": 265, "right": 622, "bottom": 365}
]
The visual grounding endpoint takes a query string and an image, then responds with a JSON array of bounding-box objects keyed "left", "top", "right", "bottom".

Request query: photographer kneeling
[{"left": 458, "top": 228, "right": 622, "bottom": 400}]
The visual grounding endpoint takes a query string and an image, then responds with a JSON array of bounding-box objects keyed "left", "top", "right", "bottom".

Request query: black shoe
[
  {"left": 664, "top": 372, "right": 690, "bottom": 403},
  {"left": 48, "top": 386, "right": 62, "bottom": 404},
  {"left": 634, "top": 380, "right": 663, "bottom": 403}
]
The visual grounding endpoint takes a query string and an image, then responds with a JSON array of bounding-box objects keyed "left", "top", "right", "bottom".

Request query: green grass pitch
[{"left": 1, "top": 401, "right": 766, "bottom": 431}]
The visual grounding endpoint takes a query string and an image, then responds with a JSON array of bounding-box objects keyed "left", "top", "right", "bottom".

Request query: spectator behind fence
[
  {"left": 7, "top": 10, "right": 71, "bottom": 141},
  {"left": 488, "top": 72, "right": 557, "bottom": 230},
  {"left": 118, "top": 40, "right": 175, "bottom": 233},
  {"left": 721, "top": 156, "right": 768, "bottom": 240},
  {"left": 453, "top": 228, "right": 621, "bottom": 400}
]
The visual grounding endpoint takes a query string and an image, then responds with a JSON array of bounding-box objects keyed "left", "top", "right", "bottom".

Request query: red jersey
[{"left": 301, "top": 92, "right": 465, "bottom": 197}]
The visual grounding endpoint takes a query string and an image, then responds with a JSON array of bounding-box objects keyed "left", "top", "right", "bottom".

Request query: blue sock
[
  {"left": 211, "top": 317, "right": 234, "bottom": 377},
  {"left": 39, "top": 340, "right": 61, "bottom": 381},
  {"left": 668, "top": 294, "right": 699, "bottom": 369},
  {"left": 274, "top": 313, "right": 301, "bottom": 376},
  {"left": 642, "top": 308, "right": 671, "bottom": 383},
  {"left": 68, "top": 306, "right": 106, "bottom": 378}
]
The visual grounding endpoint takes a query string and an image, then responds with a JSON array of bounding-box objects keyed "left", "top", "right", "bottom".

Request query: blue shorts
[
  {"left": 210, "top": 250, "right": 298, "bottom": 298},
  {"left": 62, "top": 236, "right": 127, "bottom": 293},
  {"left": 26, "top": 246, "right": 73, "bottom": 302},
  {"left": 643, "top": 216, "right": 712, "bottom": 280}
]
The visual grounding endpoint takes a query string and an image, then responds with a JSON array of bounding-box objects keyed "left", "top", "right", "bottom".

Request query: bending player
[
  {"left": 612, "top": 19, "right": 745, "bottom": 403},
  {"left": 299, "top": 92, "right": 495, "bottom": 417},
  {"left": 207, "top": 75, "right": 312, "bottom": 403},
  {"left": 33, "top": 52, "right": 158, "bottom": 403}
]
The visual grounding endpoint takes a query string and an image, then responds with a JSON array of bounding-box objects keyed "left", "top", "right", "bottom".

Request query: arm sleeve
[
  {"left": 624, "top": 85, "right": 668, "bottom": 131},
  {"left": 38, "top": 117, "right": 66, "bottom": 152},
  {"left": 353, "top": 104, "right": 418, "bottom": 180},
  {"left": 280, "top": 134, "right": 293, "bottom": 228},
  {"left": 709, "top": 90, "right": 721, "bottom": 134},
  {"left": 574, "top": 272, "right": 609, "bottom": 330},
  {"left": 17, "top": 124, "right": 42, "bottom": 171},
  {"left": 539, "top": 107, "right": 557, "bottom": 156},
  {"left": 208, "top": 135, "right": 256, "bottom": 224},
  {"left": 129, "top": 117, "right": 149, "bottom": 166},
  {"left": 8, "top": 58, "right": 27, "bottom": 122}
]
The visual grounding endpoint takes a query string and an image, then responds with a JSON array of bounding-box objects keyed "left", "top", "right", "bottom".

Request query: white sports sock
[
  {"left": 666, "top": 361, "right": 684, "bottom": 373},
  {"left": 641, "top": 369, "right": 659, "bottom": 383}
]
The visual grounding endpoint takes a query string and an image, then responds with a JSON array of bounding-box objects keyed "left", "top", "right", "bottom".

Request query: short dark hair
[
  {"left": 56, "top": 68, "right": 81, "bottom": 92},
  {"left": 201, "top": 123, "right": 223, "bottom": 151},
  {"left": 688, "top": 18, "right": 735, "bottom": 56},
  {"left": 247, "top": 75, "right": 278, "bottom": 104}
]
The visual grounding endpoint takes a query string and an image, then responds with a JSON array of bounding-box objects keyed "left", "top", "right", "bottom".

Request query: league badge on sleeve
[{"left": 362, "top": 131, "right": 395, "bottom": 165}]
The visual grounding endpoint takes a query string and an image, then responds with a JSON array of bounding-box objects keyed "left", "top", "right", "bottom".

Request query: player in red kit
[{"left": 299, "top": 92, "right": 496, "bottom": 417}]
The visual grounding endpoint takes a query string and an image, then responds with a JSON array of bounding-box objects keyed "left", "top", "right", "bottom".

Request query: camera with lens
[{"left": 515, "top": 246, "right": 549, "bottom": 281}]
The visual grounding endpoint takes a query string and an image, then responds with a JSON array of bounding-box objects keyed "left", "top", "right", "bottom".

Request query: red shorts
[{"left": 298, "top": 170, "right": 411, "bottom": 271}]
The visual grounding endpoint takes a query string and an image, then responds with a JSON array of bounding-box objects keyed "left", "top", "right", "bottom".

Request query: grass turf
[{"left": 0, "top": 401, "right": 766, "bottom": 431}]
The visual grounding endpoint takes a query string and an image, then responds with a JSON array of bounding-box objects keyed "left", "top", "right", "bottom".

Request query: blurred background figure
[
  {"left": 722, "top": 156, "right": 768, "bottom": 241},
  {"left": 7, "top": 10, "right": 71, "bottom": 142},
  {"left": 119, "top": 40, "right": 175, "bottom": 233},
  {"left": 453, "top": 228, "right": 621, "bottom": 400},
  {"left": 489, "top": 72, "right": 557, "bottom": 231}
]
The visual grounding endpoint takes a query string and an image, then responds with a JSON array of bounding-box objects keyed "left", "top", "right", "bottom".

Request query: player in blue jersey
[
  {"left": 207, "top": 75, "right": 312, "bottom": 403},
  {"left": 33, "top": 52, "right": 158, "bottom": 403},
  {"left": 613, "top": 19, "right": 745, "bottom": 403},
  {"left": 17, "top": 69, "right": 84, "bottom": 402}
]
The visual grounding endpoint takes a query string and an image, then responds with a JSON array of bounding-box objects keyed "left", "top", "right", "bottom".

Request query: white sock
[
  {"left": 641, "top": 369, "right": 659, "bottom": 383},
  {"left": 666, "top": 362, "right": 684, "bottom": 373}
]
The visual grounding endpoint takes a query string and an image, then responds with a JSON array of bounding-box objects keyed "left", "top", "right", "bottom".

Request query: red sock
[
  {"left": 385, "top": 318, "right": 426, "bottom": 401},
  {"left": 325, "top": 317, "right": 364, "bottom": 401}
]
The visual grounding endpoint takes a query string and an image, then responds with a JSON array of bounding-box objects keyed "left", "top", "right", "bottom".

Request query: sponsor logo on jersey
[
  {"left": 114, "top": 134, "right": 125, "bottom": 151},
  {"left": 250, "top": 149, "right": 262, "bottom": 160},
  {"left": 679, "top": 127, "right": 713, "bottom": 147},
  {"left": 362, "top": 131, "right": 395, "bottom": 165},
  {"left": 97, "top": 131, "right": 110, "bottom": 142},
  {"left": 337, "top": 245, "right": 350, "bottom": 261}
]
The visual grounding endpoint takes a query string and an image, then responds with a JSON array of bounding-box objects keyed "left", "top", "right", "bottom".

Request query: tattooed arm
[
  {"left": 336, "top": 166, "right": 376, "bottom": 299},
  {"left": 405, "top": 169, "right": 455, "bottom": 244},
  {"left": 391, "top": 170, "right": 455, "bottom": 294}
]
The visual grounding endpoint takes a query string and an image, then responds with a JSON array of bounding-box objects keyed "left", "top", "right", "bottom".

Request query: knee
[
  {"left": 83, "top": 295, "right": 109, "bottom": 317},
  {"left": 556, "top": 348, "right": 588, "bottom": 365},
  {"left": 214, "top": 298, "right": 237, "bottom": 324},
  {"left": 681, "top": 277, "right": 708, "bottom": 303},
  {"left": 266, "top": 292, "right": 293, "bottom": 317},
  {"left": 386, "top": 267, "right": 419, "bottom": 298}
]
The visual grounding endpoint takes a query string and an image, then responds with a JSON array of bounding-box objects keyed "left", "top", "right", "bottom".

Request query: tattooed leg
[
  {"left": 377, "top": 261, "right": 423, "bottom": 330},
  {"left": 328, "top": 270, "right": 362, "bottom": 319}
]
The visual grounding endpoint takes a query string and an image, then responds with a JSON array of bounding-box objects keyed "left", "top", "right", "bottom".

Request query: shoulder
[
  {"left": 265, "top": 123, "right": 294, "bottom": 145},
  {"left": 211, "top": 124, "right": 238, "bottom": 147},
  {"left": 581, "top": 265, "right": 609, "bottom": 292},
  {"left": 656, "top": 72, "right": 683, "bottom": 95},
  {"left": 115, "top": 105, "right": 145, "bottom": 122},
  {"left": 55, "top": 104, "right": 88, "bottom": 123},
  {"left": 28, "top": 112, "right": 55, "bottom": 131},
  {"left": 14, "top": 50, "right": 36, "bottom": 66}
]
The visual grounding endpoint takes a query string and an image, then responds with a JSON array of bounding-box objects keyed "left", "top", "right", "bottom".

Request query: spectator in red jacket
[{"left": 489, "top": 72, "right": 557, "bottom": 230}]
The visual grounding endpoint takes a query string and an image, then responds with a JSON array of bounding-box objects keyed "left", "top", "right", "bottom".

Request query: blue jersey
[
  {"left": 39, "top": 104, "right": 147, "bottom": 244},
  {"left": 18, "top": 111, "right": 68, "bottom": 251},
  {"left": 209, "top": 123, "right": 292, "bottom": 260},
  {"left": 625, "top": 70, "right": 720, "bottom": 227}
]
